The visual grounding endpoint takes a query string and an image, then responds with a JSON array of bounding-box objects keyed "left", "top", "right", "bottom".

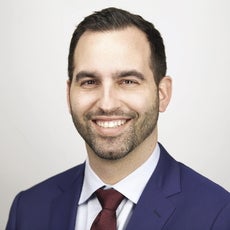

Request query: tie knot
[{"left": 96, "top": 188, "right": 124, "bottom": 211}]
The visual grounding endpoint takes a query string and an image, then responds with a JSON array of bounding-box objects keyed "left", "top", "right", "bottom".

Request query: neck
[{"left": 86, "top": 130, "right": 158, "bottom": 185}]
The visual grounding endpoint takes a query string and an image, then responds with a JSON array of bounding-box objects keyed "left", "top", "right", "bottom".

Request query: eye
[
  {"left": 82, "top": 80, "right": 96, "bottom": 85},
  {"left": 124, "top": 80, "right": 134, "bottom": 84},
  {"left": 120, "top": 79, "right": 139, "bottom": 86},
  {"left": 80, "top": 79, "right": 99, "bottom": 88}
]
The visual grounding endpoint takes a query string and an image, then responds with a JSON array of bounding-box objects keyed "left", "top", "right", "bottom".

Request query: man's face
[{"left": 68, "top": 27, "right": 165, "bottom": 160}]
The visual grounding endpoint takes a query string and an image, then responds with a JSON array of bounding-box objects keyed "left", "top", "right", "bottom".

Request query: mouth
[{"left": 94, "top": 119, "right": 128, "bottom": 128}]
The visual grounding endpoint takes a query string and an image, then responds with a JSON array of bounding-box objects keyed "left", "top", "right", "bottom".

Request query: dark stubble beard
[{"left": 70, "top": 99, "right": 159, "bottom": 161}]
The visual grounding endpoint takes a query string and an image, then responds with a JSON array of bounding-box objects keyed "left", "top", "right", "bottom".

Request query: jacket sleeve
[{"left": 6, "top": 192, "right": 23, "bottom": 230}]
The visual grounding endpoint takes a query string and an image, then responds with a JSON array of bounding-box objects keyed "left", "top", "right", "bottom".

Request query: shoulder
[
  {"left": 159, "top": 143, "right": 229, "bottom": 197},
  {"left": 6, "top": 163, "right": 86, "bottom": 229},
  {"left": 18, "top": 162, "right": 85, "bottom": 201},
  {"left": 178, "top": 163, "right": 230, "bottom": 228},
  {"left": 158, "top": 143, "right": 230, "bottom": 211},
  {"left": 179, "top": 161, "right": 230, "bottom": 200},
  {"left": 158, "top": 144, "right": 230, "bottom": 228}
]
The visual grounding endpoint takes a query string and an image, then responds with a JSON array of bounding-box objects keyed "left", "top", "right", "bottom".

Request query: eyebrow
[
  {"left": 74, "top": 70, "right": 145, "bottom": 81},
  {"left": 75, "top": 71, "right": 98, "bottom": 82},
  {"left": 115, "top": 70, "right": 145, "bottom": 81}
]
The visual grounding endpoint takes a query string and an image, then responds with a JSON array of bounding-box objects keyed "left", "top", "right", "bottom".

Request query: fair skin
[{"left": 67, "top": 27, "right": 172, "bottom": 184}]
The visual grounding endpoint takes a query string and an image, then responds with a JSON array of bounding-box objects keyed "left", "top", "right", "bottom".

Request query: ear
[
  {"left": 158, "top": 76, "right": 172, "bottom": 112},
  {"left": 66, "top": 80, "right": 71, "bottom": 113}
]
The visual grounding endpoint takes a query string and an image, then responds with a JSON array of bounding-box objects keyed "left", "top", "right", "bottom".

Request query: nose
[{"left": 96, "top": 83, "right": 120, "bottom": 113}]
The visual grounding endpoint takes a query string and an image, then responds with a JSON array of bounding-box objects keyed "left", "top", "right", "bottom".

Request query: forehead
[{"left": 73, "top": 27, "right": 152, "bottom": 75}]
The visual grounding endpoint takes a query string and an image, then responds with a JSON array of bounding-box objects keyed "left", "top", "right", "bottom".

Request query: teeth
[{"left": 96, "top": 120, "right": 126, "bottom": 128}]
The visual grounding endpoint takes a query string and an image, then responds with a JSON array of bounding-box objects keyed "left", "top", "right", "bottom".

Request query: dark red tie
[{"left": 90, "top": 188, "right": 124, "bottom": 230}]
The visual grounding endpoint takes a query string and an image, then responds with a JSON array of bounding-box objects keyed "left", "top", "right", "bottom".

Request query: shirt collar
[{"left": 78, "top": 143, "right": 160, "bottom": 205}]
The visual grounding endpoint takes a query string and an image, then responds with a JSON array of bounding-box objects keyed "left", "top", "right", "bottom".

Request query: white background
[{"left": 1, "top": 0, "right": 230, "bottom": 228}]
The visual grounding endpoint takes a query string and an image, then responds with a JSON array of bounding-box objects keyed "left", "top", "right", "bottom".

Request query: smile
[{"left": 95, "top": 120, "right": 127, "bottom": 128}]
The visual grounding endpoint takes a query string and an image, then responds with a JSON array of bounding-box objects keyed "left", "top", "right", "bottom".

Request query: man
[{"left": 6, "top": 7, "right": 230, "bottom": 230}]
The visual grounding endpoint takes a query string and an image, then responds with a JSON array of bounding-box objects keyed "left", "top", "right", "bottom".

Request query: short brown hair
[{"left": 68, "top": 7, "right": 167, "bottom": 85}]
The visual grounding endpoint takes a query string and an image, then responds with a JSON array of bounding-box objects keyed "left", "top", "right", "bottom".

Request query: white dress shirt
[{"left": 75, "top": 144, "right": 160, "bottom": 230}]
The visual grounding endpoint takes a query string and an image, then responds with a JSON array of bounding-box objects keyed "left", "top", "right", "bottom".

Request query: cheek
[
  {"left": 69, "top": 91, "right": 96, "bottom": 113},
  {"left": 122, "top": 94, "right": 150, "bottom": 114},
  {"left": 124, "top": 89, "right": 157, "bottom": 111}
]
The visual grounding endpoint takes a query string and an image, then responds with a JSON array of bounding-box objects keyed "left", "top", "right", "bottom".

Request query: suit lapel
[
  {"left": 126, "top": 144, "right": 181, "bottom": 230},
  {"left": 126, "top": 187, "right": 175, "bottom": 230},
  {"left": 49, "top": 164, "right": 85, "bottom": 230}
]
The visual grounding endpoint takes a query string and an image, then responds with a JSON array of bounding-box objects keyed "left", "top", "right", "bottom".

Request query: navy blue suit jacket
[{"left": 6, "top": 144, "right": 230, "bottom": 229}]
